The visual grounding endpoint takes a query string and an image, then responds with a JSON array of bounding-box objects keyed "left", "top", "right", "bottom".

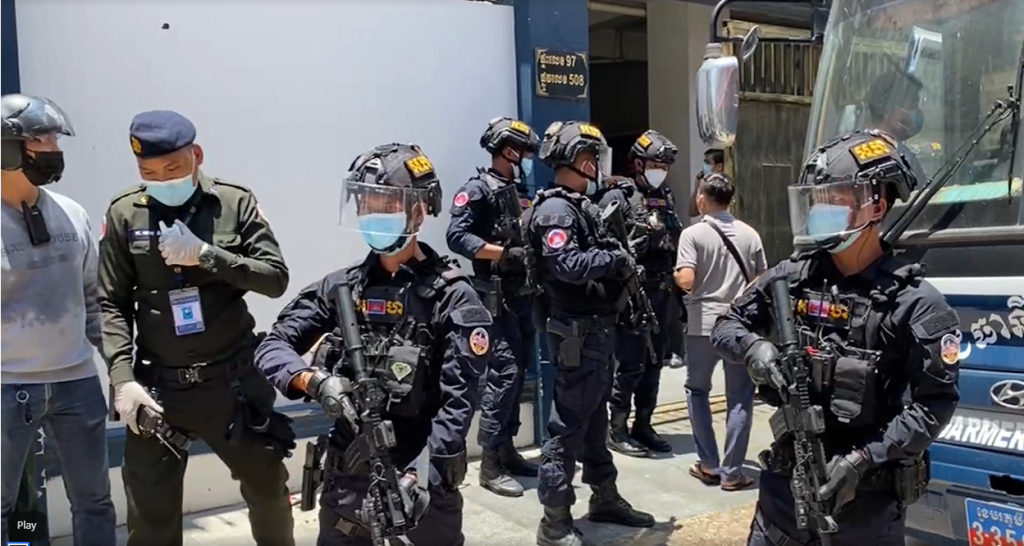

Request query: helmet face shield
[
  {"left": 340, "top": 180, "right": 433, "bottom": 253},
  {"left": 789, "top": 179, "right": 876, "bottom": 250}
]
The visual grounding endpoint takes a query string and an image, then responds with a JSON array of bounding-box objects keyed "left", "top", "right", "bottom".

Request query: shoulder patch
[
  {"left": 453, "top": 191, "right": 470, "bottom": 208},
  {"left": 212, "top": 178, "right": 254, "bottom": 194},
  {"left": 939, "top": 333, "right": 960, "bottom": 366},
  {"left": 110, "top": 184, "right": 145, "bottom": 205},
  {"left": 469, "top": 327, "right": 490, "bottom": 356},
  {"left": 544, "top": 228, "right": 569, "bottom": 250}
]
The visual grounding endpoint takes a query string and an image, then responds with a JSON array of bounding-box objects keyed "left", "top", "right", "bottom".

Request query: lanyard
[{"left": 170, "top": 204, "right": 197, "bottom": 289}]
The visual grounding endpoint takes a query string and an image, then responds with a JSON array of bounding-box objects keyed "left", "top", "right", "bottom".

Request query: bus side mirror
[{"left": 696, "top": 26, "right": 760, "bottom": 148}]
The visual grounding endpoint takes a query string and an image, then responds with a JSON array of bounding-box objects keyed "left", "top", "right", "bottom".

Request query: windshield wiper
[
  {"left": 883, "top": 90, "right": 1019, "bottom": 244},
  {"left": 1005, "top": 39, "right": 1024, "bottom": 204}
]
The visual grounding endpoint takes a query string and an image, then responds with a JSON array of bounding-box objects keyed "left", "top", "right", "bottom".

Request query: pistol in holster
[
  {"left": 470, "top": 276, "right": 503, "bottom": 318},
  {"left": 300, "top": 434, "right": 329, "bottom": 511},
  {"left": 893, "top": 451, "right": 930, "bottom": 507}
]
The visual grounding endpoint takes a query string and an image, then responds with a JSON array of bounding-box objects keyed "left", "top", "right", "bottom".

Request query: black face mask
[{"left": 22, "top": 151, "right": 66, "bottom": 187}]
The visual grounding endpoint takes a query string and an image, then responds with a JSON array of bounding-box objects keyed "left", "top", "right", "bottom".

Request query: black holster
[
  {"left": 471, "top": 276, "right": 503, "bottom": 318},
  {"left": 893, "top": 452, "right": 930, "bottom": 506}
]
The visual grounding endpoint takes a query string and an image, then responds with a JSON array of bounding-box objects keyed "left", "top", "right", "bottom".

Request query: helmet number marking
[
  {"left": 405, "top": 156, "right": 434, "bottom": 177},
  {"left": 850, "top": 139, "right": 891, "bottom": 165}
]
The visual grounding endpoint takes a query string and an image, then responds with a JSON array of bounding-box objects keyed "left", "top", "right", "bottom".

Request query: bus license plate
[{"left": 965, "top": 498, "right": 1024, "bottom": 546}]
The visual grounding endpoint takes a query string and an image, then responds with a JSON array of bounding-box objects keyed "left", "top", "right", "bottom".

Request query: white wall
[
  {"left": 16, "top": 0, "right": 517, "bottom": 403},
  {"left": 647, "top": 1, "right": 724, "bottom": 219}
]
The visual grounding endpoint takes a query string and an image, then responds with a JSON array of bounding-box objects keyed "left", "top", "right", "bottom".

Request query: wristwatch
[{"left": 197, "top": 243, "right": 217, "bottom": 271}]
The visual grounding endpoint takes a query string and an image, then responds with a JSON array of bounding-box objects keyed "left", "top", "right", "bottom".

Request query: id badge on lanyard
[{"left": 167, "top": 209, "right": 206, "bottom": 336}]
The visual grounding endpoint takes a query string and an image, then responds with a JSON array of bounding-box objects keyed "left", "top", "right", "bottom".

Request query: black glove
[
  {"left": 744, "top": 340, "right": 787, "bottom": 391},
  {"left": 397, "top": 471, "right": 430, "bottom": 528},
  {"left": 629, "top": 235, "right": 650, "bottom": 256},
  {"left": 818, "top": 449, "right": 872, "bottom": 512},
  {"left": 611, "top": 250, "right": 637, "bottom": 280},
  {"left": 497, "top": 246, "right": 528, "bottom": 273},
  {"left": 306, "top": 371, "right": 359, "bottom": 432}
]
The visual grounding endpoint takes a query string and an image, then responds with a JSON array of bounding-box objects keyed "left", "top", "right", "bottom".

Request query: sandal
[
  {"left": 721, "top": 474, "right": 755, "bottom": 491},
  {"left": 688, "top": 463, "right": 721, "bottom": 485}
]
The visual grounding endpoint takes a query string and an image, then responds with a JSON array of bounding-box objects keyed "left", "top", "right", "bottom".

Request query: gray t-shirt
[
  {"left": 675, "top": 211, "right": 767, "bottom": 336},
  {"left": 2, "top": 188, "right": 101, "bottom": 384}
]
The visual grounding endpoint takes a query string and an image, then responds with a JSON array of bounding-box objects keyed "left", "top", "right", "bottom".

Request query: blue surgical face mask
[
  {"left": 145, "top": 174, "right": 196, "bottom": 207},
  {"left": 358, "top": 212, "right": 410, "bottom": 254},
  {"left": 828, "top": 230, "right": 864, "bottom": 254},
  {"left": 807, "top": 204, "right": 851, "bottom": 238},
  {"left": 585, "top": 180, "right": 598, "bottom": 196},
  {"left": 702, "top": 164, "right": 712, "bottom": 176},
  {"left": 519, "top": 158, "right": 534, "bottom": 179}
]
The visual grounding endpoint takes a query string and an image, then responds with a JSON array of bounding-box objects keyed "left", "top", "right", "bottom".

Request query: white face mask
[{"left": 645, "top": 169, "right": 667, "bottom": 188}]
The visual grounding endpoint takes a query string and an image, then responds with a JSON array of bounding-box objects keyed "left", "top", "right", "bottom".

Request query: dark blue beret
[{"left": 129, "top": 110, "right": 196, "bottom": 158}]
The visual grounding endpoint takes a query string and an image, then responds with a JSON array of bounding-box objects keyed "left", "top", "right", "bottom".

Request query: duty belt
[{"left": 147, "top": 356, "right": 245, "bottom": 388}]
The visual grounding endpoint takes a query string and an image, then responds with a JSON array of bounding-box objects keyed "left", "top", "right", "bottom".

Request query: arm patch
[
  {"left": 911, "top": 308, "right": 960, "bottom": 340},
  {"left": 449, "top": 305, "right": 493, "bottom": 327}
]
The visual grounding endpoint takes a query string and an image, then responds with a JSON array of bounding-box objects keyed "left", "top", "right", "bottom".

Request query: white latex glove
[
  {"left": 158, "top": 220, "right": 206, "bottom": 266},
  {"left": 114, "top": 381, "right": 164, "bottom": 435}
]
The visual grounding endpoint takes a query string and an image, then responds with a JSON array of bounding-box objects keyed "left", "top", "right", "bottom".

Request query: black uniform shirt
[{"left": 711, "top": 249, "right": 960, "bottom": 465}]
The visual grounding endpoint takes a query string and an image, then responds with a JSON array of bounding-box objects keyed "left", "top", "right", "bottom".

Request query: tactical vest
[
  {"left": 320, "top": 260, "right": 468, "bottom": 420},
  {"left": 638, "top": 186, "right": 682, "bottom": 264},
  {"left": 787, "top": 257, "right": 924, "bottom": 433},
  {"left": 476, "top": 170, "right": 523, "bottom": 243},
  {"left": 526, "top": 186, "right": 621, "bottom": 315}
]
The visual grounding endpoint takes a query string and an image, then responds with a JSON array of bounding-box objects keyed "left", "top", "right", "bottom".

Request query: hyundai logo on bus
[{"left": 991, "top": 380, "right": 1024, "bottom": 410}]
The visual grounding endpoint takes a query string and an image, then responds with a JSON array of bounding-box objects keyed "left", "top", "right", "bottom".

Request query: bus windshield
[{"left": 806, "top": 0, "right": 1024, "bottom": 239}]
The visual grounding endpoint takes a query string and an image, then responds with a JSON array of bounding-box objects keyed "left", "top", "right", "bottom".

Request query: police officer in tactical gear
[
  {"left": 711, "top": 130, "right": 960, "bottom": 546},
  {"left": 256, "top": 143, "right": 492, "bottom": 546},
  {"left": 446, "top": 117, "right": 541, "bottom": 498},
  {"left": 526, "top": 121, "right": 655, "bottom": 546},
  {"left": 99, "top": 110, "right": 295, "bottom": 546},
  {"left": 597, "top": 130, "right": 682, "bottom": 457}
]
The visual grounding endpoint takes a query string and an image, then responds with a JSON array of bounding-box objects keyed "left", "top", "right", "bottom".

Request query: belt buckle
[{"left": 178, "top": 366, "right": 204, "bottom": 385}]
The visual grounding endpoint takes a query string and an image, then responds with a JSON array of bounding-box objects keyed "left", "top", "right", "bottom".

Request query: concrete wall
[
  {"left": 648, "top": 1, "right": 726, "bottom": 216},
  {"left": 10, "top": 0, "right": 525, "bottom": 536}
]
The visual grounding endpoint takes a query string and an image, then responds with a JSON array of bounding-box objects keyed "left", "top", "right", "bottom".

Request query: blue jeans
[
  {"left": 685, "top": 335, "right": 755, "bottom": 482},
  {"left": 1, "top": 376, "right": 116, "bottom": 545}
]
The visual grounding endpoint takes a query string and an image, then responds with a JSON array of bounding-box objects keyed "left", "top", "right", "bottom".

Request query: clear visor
[
  {"left": 788, "top": 179, "right": 876, "bottom": 248},
  {"left": 339, "top": 179, "right": 431, "bottom": 245},
  {"left": 598, "top": 145, "right": 612, "bottom": 177}
]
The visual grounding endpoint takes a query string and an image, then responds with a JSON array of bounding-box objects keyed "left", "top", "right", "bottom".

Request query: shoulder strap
[{"left": 703, "top": 219, "right": 751, "bottom": 282}]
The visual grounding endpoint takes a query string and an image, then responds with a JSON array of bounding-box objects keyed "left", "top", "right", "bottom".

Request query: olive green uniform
[{"left": 98, "top": 173, "right": 295, "bottom": 546}]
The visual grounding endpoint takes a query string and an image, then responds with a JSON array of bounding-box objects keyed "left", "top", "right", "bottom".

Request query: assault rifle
[
  {"left": 330, "top": 278, "right": 413, "bottom": 546},
  {"left": 767, "top": 277, "right": 838, "bottom": 546},
  {"left": 601, "top": 201, "right": 660, "bottom": 359}
]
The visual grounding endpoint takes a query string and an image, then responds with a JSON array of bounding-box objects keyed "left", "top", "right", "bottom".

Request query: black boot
[
  {"left": 586, "top": 480, "right": 655, "bottom": 528},
  {"left": 537, "top": 505, "right": 590, "bottom": 546},
  {"left": 607, "top": 413, "right": 649, "bottom": 458},
  {"left": 499, "top": 444, "right": 539, "bottom": 477},
  {"left": 479, "top": 449, "right": 524, "bottom": 497},
  {"left": 630, "top": 418, "right": 672, "bottom": 453}
]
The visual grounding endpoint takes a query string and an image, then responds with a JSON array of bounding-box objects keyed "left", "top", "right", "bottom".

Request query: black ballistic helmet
[
  {"left": 538, "top": 121, "right": 608, "bottom": 169},
  {"left": 798, "top": 129, "right": 917, "bottom": 204},
  {"left": 344, "top": 143, "right": 443, "bottom": 216},
  {"left": 629, "top": 130, "right": 678, "bottom": 165},
  {"left": 480, "top": 117, "right": 540, "bottom": 155}
]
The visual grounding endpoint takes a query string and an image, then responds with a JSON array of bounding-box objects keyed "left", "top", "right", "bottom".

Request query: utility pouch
[
  {"left": 546, "top": 317, "right": 582, "bottom": 368},
  {"left": 471, "top": 276, "right": 502, "bottom": 318},
  {"left": 829, "top": 348, "right": 881, "bottom": 428},
  {"left": 381, "top": 344, "right": 426, "bottom": 419},
  {"left": 894, "top": 452, "right": 931, "bottom": 506}
]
